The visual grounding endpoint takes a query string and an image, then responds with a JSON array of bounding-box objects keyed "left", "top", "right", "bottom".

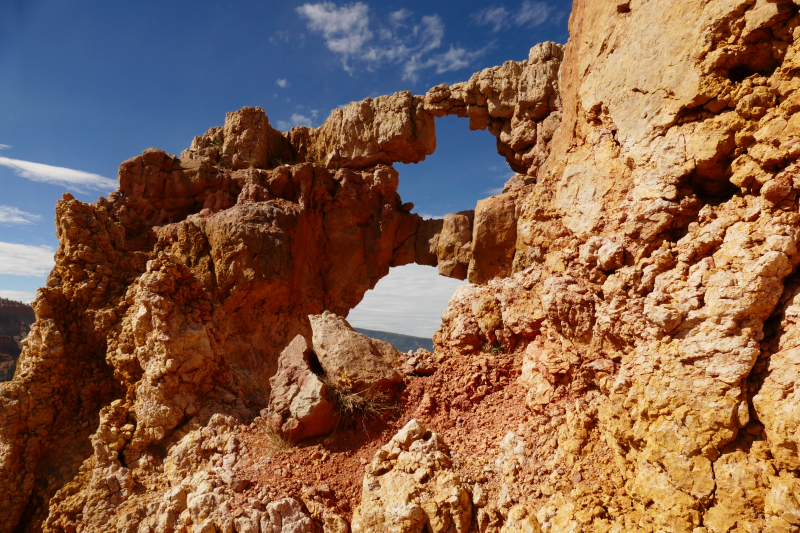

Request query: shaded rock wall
[{"left": 0, "top": 298, "right": 35, "bottom": 382}]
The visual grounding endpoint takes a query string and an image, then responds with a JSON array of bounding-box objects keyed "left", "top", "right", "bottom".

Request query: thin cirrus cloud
[
  {"left": 276, "top": 113, "right": 314, "bottom": 131},
  {"left": 472, "top": 1, "right": 555, "bottom": 32},
  {"left": 0, "top": 157, "right": 117, "bottom": 193},
  {"left": 0, "top": 242, "right": 55, "bottom": 277},
  {"left": 0, "top": 144, "right": 10, "bottom": 150},
  {"left": 296, "top": 2, "right": 488, "bottom": 82},
  {"left": 0, "top": 206, "right": 42, "bottom": 225}
]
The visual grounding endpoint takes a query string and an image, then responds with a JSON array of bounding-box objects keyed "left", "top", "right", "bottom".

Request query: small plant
[
  {"left": 322, "top": 376, "right": 400, "bottom": 432},
  {"left": 481, "top": 342, "right": 504, "bottom": 355},
  {"left": 255, "top": 418, "right": 293, "bottom": 454},
  {"left": 212, "top": 136, "right": 223, "bottom": 147}
]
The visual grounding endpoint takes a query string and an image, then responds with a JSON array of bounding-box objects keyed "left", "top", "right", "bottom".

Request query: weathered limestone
[
  {"left": 266, "top": 334, "right": 337, "bottom": 443},
  {"left": 351, "top": 419, "right": 472, "bottom": 533},
  {"left": 435, "top": 211, "right": 474, "bottom": 280},
  {"left": 309, "top": 311, "right": 403, "bottom": 395},
  {"left": 430, "top": 1, "right": 800, "bottom": 531},
  {"left": 468, "top": 193, "right": 519, "bottom": 284},
  {"left": 6, "top": 1, "right": 800, "bottom": 530},
  {"left": 0, "top": 118, "right": 432, "bottom": 531},
  {"left": 286, "top": 92, "right": 436, "bottom": 169},
  {"left": 424, "top": 42, "right": 564, "bottom": 175}
]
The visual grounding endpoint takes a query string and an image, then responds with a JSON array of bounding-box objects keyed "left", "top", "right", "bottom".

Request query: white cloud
[
  {"left": 346, "top": 263, "right": 465, "bottom": 338},
  {"left": 276, "top": 113, "right": 314, "bottom": 131},
  {"left": 297, "top": 3, "right": 485, "bottom": 81},
  {"left": 389, "top": 9, "right": 411, "bottom": 26},
  {"left": 291, "top": 114, "right": 313, "bottom": 127},
  {"left": 0, "top": 144, "right": 9, "bottom": 150},
  {"left": 403, "top": 44, "right": 487, "bottom": 81},
  {"left": 270, "top": 30, "right": 290, "bottom": 44},
  {"left": 297, "top": 2, "right": 373, "bottom": 72},
  {"left": 0, "top": 290, "right": 36, "bottom": 303},
  {"left": 0, "top": 242, "right": 55, "bottom": 277},
  {"left": 483, "top": 186, "right": 505, "bottom": 196},
  {"left": 276, "top": 78, "right": 288, "bottom": 87},
  {"left": 0, "top": 157, "right": 116, "bottom": 192},
  {"left": 518, "top": 0, "right": 553, "bottom": 26},
  {"left": 472, "top": 7, "right": 510, "bottom": 32},
  {"left": 416, "top": 213, "right": 445, "bottom": 220},
  {"left": 0, "top": 206, "right": 42, "bottom": 225},
  {"left": 472, "top": 1, "right": 554, "bottom": 32}
]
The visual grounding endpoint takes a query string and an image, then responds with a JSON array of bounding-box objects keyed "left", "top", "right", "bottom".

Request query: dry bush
[
  {"left": 321, "top": 376, "right": 400, "bottom": 432},
  {"left": 254, "top": 418, "right": 294, "bottom": 454}
]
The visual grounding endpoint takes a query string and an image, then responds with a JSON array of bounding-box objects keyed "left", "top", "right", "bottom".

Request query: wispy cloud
[
  {"left": 276, "top": 113, "right": 314, "bottom": 131},
  {"left": 472, "top": 7, "right": 510, "bottom": 32},
  {"left": 0, "top": 206, "right": 42, "bottom": 225},
  {"left": 297, "top": 2, "right": 487, "bottom": 81},
  {"left": 347, "top": 263, "right": 465, "bottom": 337},
  {"left": 297, "top": 2, "right": 373, "bottom": 73},
  {"left": 518, "top": 0, "right": 554, "bottom": 25},
  {"left": 269, "top": 30, "right": 291, "bottom": 44},
  {"left": 0, "top": 157, "right": 116, "bottom": 192},
  {"left": 473, "top": 1, "right": 555, "bottom": 32},
  {"left": 483, "top": 186, "right": 505, "bottom": 196},
  {"left": 389, "top": 9, "right": 411, "bottom": 26},
  {"left": 416, "top": 213, "right": 445, "bottom": 220},
  {"left": 0, "top": 242, "right": 55, "bottom": 277},
  {"left": 0, "top": 290, "right": 37, "bottom": 303},
  {"left": 276, "top": 78, "right": 288, "bottom": 87},
  {"left": 0, "top": 144, "right": 9, "bottom": 150}
]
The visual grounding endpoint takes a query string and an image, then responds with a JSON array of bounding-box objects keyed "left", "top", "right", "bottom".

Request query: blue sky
[{"left": 0, "top": 0, "right": 570, "bottom": 335}]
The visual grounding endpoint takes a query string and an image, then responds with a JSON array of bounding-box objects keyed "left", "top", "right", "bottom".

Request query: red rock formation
[{"left": 6, "top": 1, "right": 800, "bottom": 530}]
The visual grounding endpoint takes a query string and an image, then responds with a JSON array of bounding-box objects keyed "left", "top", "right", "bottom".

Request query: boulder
[
  {"left": 309, "top": 311, "right": 403, "bottom": 395},
  {"left": 267, "top": 335, "right": 338, "bottom": 443}
]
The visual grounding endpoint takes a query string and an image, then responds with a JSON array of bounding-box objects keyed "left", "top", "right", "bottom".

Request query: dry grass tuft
[
  {"left": 321, "top": 376, "right": 400, "bottom": 432},
  {"left": 254, "top": 418, "right": 294, "bottom": 454}
]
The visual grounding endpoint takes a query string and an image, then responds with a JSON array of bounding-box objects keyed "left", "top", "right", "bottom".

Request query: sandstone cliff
[{"left": 3, "top": 1, "right": 800, "bottom": 532}]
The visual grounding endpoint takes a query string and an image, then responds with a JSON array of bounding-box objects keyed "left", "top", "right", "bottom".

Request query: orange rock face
[
  {"left": 6, "top": 1, "right": 800, "bottom": 531},
  {"left": 0, "top": 106, "right": 440, "bottom": 532}
]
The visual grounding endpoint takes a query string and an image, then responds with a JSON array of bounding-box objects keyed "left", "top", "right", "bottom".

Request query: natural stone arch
[{"left": 0, "top": 42, "right": 564, "bottom": 531}]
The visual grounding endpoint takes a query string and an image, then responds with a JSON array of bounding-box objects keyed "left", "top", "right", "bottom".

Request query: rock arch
[{"left": 0, "top": 43, "right": 564, "bottom": 532}]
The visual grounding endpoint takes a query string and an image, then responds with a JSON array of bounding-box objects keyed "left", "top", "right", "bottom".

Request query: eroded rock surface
[
  {"left": 309, "top": 311, "right": 403, "bottom": 396},
  {"left": 5, "top": 1, "right": 800, "bottom": 532},
  {"left": 351, "top": 419, "right": 472, "bottom": 533},
  {"left": 266, "top": 334, "right": 337, "bottom": 444}
]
